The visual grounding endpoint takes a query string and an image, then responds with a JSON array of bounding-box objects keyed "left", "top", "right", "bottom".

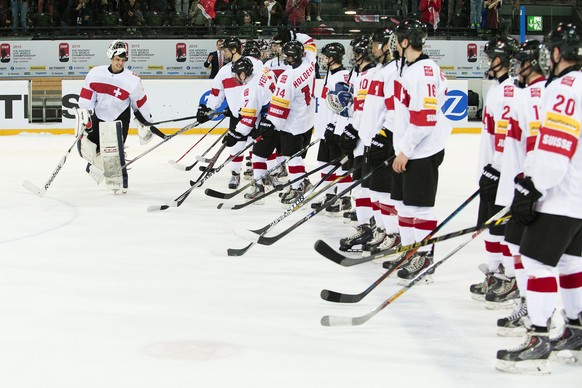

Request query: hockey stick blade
[
  {"left": 226, "top": 242, "right": 256, "bottom": 257},
  {"left": 321, "top": 310, "right": 375, "bottom": 327},
  {"left": 146, "top": 204, "right": 170, "bottom": 212},
  {"left": 22, "top": 180, "right": 45, "bottom": 197},
  {"left": 320, "top": 288, "right": 366, "bottom": 303}
]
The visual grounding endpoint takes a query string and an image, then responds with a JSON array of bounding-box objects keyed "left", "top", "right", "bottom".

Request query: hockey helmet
[
  {"left": 232, "top": 57, "right": 254, "bottom": 82},
  {"left": 395, "top": 19, "right": 427, "bottom": 49},
  {"left": 544, "top": 23, "right": 581, "bottom": 62},
  {"left": 325, "top": 81, "right": 354, "bottom": 118},
  {"left": 513, "top": 40, "right": 543, "bottom": 77},
  {"left": 484, "top": 36, "right": 519, "bottom": 66},
  {"left": 282, "top": 40, "right": 304, "bottom": 66},
  {"left": 222, "top": 36, "right": 242, "bottom": 52},
  {"left": 273, "top": 27, "right": 297, "bottom": 45},
  {"left": 321, "top": 42, "right": 346, "bottom": 62},
  {"left": 107, "top": 40, "right": 128, "bottom": 59},
  {"left": 349, "top": 35, "right": 372, "bottom": 66},
  {"left": 243, "top": 40, "right": 262, "bottom": 60}
]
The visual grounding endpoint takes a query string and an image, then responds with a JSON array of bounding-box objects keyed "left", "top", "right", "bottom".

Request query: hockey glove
[
  {"left": 222, "top": 106, "right": 233, "bottom": 118},
  {"left": 223, "top": 129, "right": 245, "bottom": 147},
  {"left": 339, "top": 123, "right": 359, "bottom": 153},
  {"left": 369, "top": 133, "right": 391, "bottom": 161},
  {"left": 324, "top": 123, "right": 338, "bottom": 144},
  {"left": 478, "top": 164, "right": 500, "bottom": 201},
  {"left": 510, "top": 176, "right": 542, "bottom": 226},
  {"left": 196, "top": 104, "right": 212, "bottom": 123},
  {"left": 253, "top": 118, "right": 275, "bottom": 139}
]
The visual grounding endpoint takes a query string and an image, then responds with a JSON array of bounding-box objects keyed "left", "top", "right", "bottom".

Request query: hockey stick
[
  {"left": 134, "top": 110, "right": 198, "bottom": 126},
  {"left": 177, "top": 131, "right": 227, "bottom": 171},
  {"left": 314, "top": 188, "right": 481, "bottom": 267},
  {"left": 225, "top": 159, "right": 352, "bottom": 256},
  {"left": 169, "top": 117, "right": 225, "bottom": 165},
  {"left": 320, "top": 207, "right": 511, "bottom": 326},
  {"left": 22, "top": 131, "right": 84, "bottom": 197},
  {"left": 205, "top": 139, "right": 321, "bottom": 200},
  {"left": 242, "top": 157, "right": 395, "bottom": 246},
  {"left": 147, "top": 135, "right": 264, "bottom": 212},
  {"left": 319, "top": 213, "right": 512, "bottom": 304},
  {"left": 217, "top": 153, "right": 345, "bottom": 210}
]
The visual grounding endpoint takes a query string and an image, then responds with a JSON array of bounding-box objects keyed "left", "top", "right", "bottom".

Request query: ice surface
[{"left": 0, "top": 132, "right": 577, "bottom": 387}]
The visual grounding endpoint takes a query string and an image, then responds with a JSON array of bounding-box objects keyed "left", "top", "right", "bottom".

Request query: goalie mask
[
  {"left": 107, "top": 40, "right": 128, "bottom": 59},
  {"left": 325, "top": 81, "right": 354, "bottom": 118}
]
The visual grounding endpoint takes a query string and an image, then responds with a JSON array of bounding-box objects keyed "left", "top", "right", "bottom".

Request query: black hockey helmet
[
  {"left": 243, "top": 40, "right": 261, "bottom": 59},
  {"left": 232, "top": 57, "right": 254, "bottom": 78},
  {"left": 544, "top": 22, "right": 581, "bottom": 62},
  {"left": 395, "top": 19, "right": 427, "bottom": 49},
  {"left": 514, "top": 40, "right": 543, "bottom": 74},
  {"left": 321, "top": 42, "right": 346, "bottom": 62},
  {"left": 484, "top": 36, "right": 519, "bottom": 67},
  {"left": 350, "top": 35, "right": 372, "bottom": 65},
  {"left": 282, "top": 40, "right": 304, "bottom": 65},
  {"left": 273, "top": 27, "right": 297, "bottom": 45},
  {"left": 222, "top": 36, "right": 242, "bottom": 52}
]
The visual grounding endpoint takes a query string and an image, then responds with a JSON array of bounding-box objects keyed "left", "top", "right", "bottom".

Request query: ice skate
[
  {"left": 550, "top": 312, "right": 582, "bottom": 365},
  {"left": 244, "top": 182, "right": 265, "bottom": 204},
  {"left": 339, "top": 223, "right": 373, "bottom": 252},
  {"left": 485, "top": 273, "right": 520, "bottom": 310},
  {"left": 310, "top": 193, "right": 335, "bottom": 209},
  {"left": 228, "top": 171, "right": 240, "bottom": 189},
  {"left": 362, "top": 227, "right": 386, "bottom": 253},
  {"left": 469, "top": 263, "right": 499, "bottom": 301},
  {"left": 342, "top": 210, "right": 357, "bottom": 224},
  {"left": 396, "top": 251, "right": 434, "bottom": 285},
  {"left": 370, "top": 233, "right": 401, "bottom": 258},
  {"left": 497, "top": 298, "right": 528, "bottom": 337},
  {"left": 325, "top": 196, "right": 352, "bottom": 216},
  {"left": 496, "top": 329, "right": 552, "bottom": 375}
]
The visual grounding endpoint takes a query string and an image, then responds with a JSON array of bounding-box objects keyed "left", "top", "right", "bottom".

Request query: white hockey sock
[
  {"left": 484, "top": 232, "right": 503, "bottom": 272},
  {"left": 557, "top": 254, "right": 582, "bottom": 320},
  {"left": 287, "top": 156, "right": 305, "bottom": 190},
  {"left": 523, "top": 255, "right": 559, "bottom": 327},
  {"left": 354, "top": 187, "right": 373, "bottom": 224},
  {"left": 252, "top": 156, "right": 267, "bottom": 182}
]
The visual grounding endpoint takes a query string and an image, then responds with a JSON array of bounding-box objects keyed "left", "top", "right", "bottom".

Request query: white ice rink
[{"left": 0, "top": 132, "right": 577, "bottom": 387}]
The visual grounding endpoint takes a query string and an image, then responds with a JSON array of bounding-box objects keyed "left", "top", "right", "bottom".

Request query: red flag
[{"left": 198, "top": 0, "right": 216, "bottom": 20}]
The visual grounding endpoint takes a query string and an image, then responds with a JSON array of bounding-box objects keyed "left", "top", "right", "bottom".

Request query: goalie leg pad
[
  {"left": 77, "top": 134, "right": 103, "bottom": 168},
  {"left": 99, "top": 121, "right": 128, "bottom": 193}
]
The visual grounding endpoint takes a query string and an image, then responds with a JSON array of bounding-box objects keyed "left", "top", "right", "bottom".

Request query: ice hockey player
[
  {"left": 76, "top": 40, "right": 154, "bottom": 194},
  {"left": 496, "top": 22, "right": 582, "bottom": 375},
  {"left": 470, "top": 36, "right": 520, "bottom": 301},
  {"left": 390, "top": 19, "right": 451, "bottom": 284},
  {"left": 351, "top": 27, "right": 403, "bottom": 256},
  {"left": 494, "top": 40, "right": 546, "bottom": 335},
  {"left": 196, "top": 37, "right": 261, "bottom": 190},
  {"left": 312, "top": 42, "right": 353, "bottom": 214},
  {"left": 263, "top": 40, "right": 316, "bottom": 204}
]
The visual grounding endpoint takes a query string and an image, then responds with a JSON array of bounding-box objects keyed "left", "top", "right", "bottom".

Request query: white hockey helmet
[{"left": 107, "top": 40, "right": 128, "bottom": 59}]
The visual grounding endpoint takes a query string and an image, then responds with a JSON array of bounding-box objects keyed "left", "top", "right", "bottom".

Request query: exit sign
[{"left": 527, "top": 16, "right": 543, "bottom": 32}]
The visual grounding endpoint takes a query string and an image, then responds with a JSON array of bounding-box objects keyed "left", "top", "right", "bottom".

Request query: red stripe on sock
[
  {"left": 500, "top": 244, "right": 512, "bottom": 257},
  {"left": 414, "top": 218, "right": 438, "bottom": 231},
  {"left": 249, "top": 151, "right": 253, "bottom": 158},
  {"left": 288, "top": 165, "right": 306, "bottom": 174},
  {"left": 232, "top": 155, "right": 244, "bottom": 163},
  {"left": 355, "top": 197, "right": 372, "bottom": 207},
  {"left": 514, "top": 256, "right": 524, "bottom": 270},
  {"left": 253, "top": 162, "right": 267, "bottom": 170},
  {"left": 372, "top": 201, "right": 380, "bottom": 211},
  {"left": 398, "top": 216, "right": 415, "bottom": 228},
  {"left": 267, "top": 152, "right": 277, "bottom": 160},
  {"left": 559, "top": 272, "right": 582, "bottom": 289},
  {"left": 485, "top": 241, "right": 502, "bottom": 253},
  {"left": 528, "top": 277, "right": 558, "bottom": 293},
  {"left": 339, "top": 175, "right": 353, "bottom": 183},
  {"left": 378, "top": 203, "right": 397, "bottom": 216}
]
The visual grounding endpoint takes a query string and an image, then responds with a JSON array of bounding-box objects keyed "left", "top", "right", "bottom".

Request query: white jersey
[
  {"left": 267, "top": 58, "right": 316, "bottom": 136},
  {"left": 295, "top": 32, "right": 317, "bottom": 63},
  {"left": 78, "top": 65, "right": 152, "bottom": 122},
  {"left": 478, "top": 74, "right": 514, "bottom": 172},
  {"left": 393, "top": 56, "right": 451, "bottom": 159},
  {"left": 360, "top": 61, "right": 398, "bottom": 147},
  {"left": 525, "top": 69, "right": 582, "bottom": 219},
  {"left": 206, "top": 57, "right": 265, "bottom": 118},
  {"left": 265, "top": 56, "right": 290, "bottom": 80},
  {"left": 314, "top": 67, "right": 350, "bottom": 139},
  {"left": 349, "top": 63, "right": 378, "bottom": 155},
  {"left": 496, "top": 77, "right": 544, "bottom": 206},
  {"left": 235, "top": 70, "right": 276, "bottom": 136}
]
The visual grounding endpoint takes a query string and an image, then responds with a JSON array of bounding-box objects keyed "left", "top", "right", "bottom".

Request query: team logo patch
[
  {"left": 530, "top": 87, "right": 541, "bottom": 98},
  {"left": 424, "top": 66, "right": 434, "bottom": 76},
  {"left": 279, "top": 75, "right": 288, "bottom": 84},
  {"left": 561, "top": 76, "right": 575, "bottom": 86},
  {"left": 504, "top": 85, "right": 514, "bottom": 97}
]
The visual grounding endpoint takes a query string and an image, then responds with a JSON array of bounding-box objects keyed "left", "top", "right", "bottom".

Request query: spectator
[
  {"left": 470, "top": 0, "right": 481, "bottom": 28},
  {"left": 306, "top": 0, "right": 322, "bottom": 22},
  {"left": 72, "top": 0, "right": 93, "bottom": 33},
  {"left": 419, "top": 0, "right": 441, "bottom": 29},
  {"left": 285, "top": 0, "right": 308, "bottom": 30},
  {"left": 203, "top": 38, "right": 224, "bottom": 79},
  {"left": 239, "top": 12, "right": 258, "bottom": 37},
  {"left": 189, "top": 0, "right": 208, "bottom": 26},
  {"left": 483, "top": 0, "right": 501, "bottom": 30},
  {"left": 259, "top": 0, "right": 283, "bottom": 27},
  {"left": 175, "top": 0, "right": 188, "bottom": 16},
  {"left": 121, "top": 0, "right": 146, "bottom": 26},
  {"left": 37, "top": 0, "right": 55, "bottom": 24},
  {"left": 11, "top": 0, "right": 28, "bottom": 33},
  {"left": 0, "top": 0, "right": 11, "bottom": 28}
]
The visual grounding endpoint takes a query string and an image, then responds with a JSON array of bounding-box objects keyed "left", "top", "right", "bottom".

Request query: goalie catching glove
[
  {"left": 134, "top": 114, "right": 154, "bottom": 145},
  {"left": 196, "top": 105, "right": 212, "bottom": 123},
  {"left": 510, "top": 176, "right": 542, "bottom": 225}
]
